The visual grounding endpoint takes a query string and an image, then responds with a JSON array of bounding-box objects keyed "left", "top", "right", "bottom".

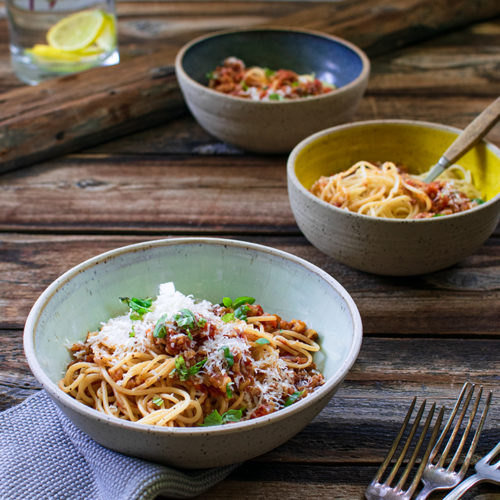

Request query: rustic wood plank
[
  {"left": 0, "top": 61, "right": 186, "bottom": 173},
  {"left": 1, "top": 128, "right": 499, "bottom": 236},
  {"left": 1, "top": 234, "right": 499, "bottom": 334},
  {"left": 199, "top": 464, "right": 500, "bottom": 500}
]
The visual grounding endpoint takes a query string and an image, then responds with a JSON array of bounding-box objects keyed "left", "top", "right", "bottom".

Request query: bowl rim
[
  {"left": 287, "top": 119, "right": 500, "bottom": 224},
  {"left": 24, "top": 237, "right": 363, "bottom": 436},
  {"left": 175, "top": 26, "right": 370, "bottom": 106}
]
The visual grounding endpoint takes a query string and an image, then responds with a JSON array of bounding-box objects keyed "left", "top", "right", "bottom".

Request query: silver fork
[
  {"left": 365, "top": 398, "right": 445, "bottom": 500},
  {"left": 443, "top": 441, "right": 500, "bottom": 499},
  {"left": 415, "top": 382, "right": 492, "bottom": 499}
]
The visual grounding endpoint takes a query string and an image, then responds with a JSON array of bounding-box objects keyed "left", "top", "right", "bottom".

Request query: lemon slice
[
  {"left": 28, "top": 44, "right": 84, "bottom": 62},
  {"left": 47, "top": 9, "right": 105, "bottom": 52},
  {"left": 95, "top": 13, "right": 116, "bottom": 52}
]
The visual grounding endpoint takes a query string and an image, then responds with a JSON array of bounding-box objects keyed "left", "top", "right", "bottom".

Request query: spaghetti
[
  {"left": 310, "top": 161, "right": 483, "bottom": 219},
  {"left": 60, "top": 283, "right": 325, "bottom": 427},
  {"left": 207, "top": 56, "right": 334, "bottom": 101}
]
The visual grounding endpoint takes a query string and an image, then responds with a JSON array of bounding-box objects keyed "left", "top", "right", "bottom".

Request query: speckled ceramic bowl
[
  {"left": 24, "top": 238, "right": 362, "bottom": 468},
  {"left": 175, "top": 27, "right": 370, "bottom": 153},
  {"left": 288, "top": 120, "right": 500, "bottom": 276}
]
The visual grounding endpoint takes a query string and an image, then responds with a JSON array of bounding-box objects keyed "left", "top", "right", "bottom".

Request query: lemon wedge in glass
[
  {"left": 95, "top": 13, "right": 117, "bottom": 52},
  {"left": 47, "top": 9, "right": 105, "bottom": 52}
]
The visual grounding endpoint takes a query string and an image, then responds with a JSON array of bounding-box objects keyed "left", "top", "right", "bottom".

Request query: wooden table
[{"left": 1, "top": 1, "right": 499, "bottom": 498}]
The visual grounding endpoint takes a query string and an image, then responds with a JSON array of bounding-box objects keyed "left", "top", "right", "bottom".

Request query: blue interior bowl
[{"left": 182, "top": 28, "right": 366, "bottom": 90}]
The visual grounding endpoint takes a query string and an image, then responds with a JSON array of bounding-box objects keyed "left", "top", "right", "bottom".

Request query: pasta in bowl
[
  {"left": 60, "top": 282, "right": 325, "bottom": 427},
  {"left": 287, "top": 120, "right": 500, "bottom": 275},
  {"left": 24, "top": 238, "right": 362, "bottom": 468}
]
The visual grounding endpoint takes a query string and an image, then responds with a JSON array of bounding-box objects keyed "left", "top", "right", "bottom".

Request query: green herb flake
[
  {"left": 241, "top": 81, "right": 249, "bottom": 91},
  {"left": 226, "top": 382, "right": 233, "bottom": 399},
  {"left": 268, "top": 93, "right": 281, "bottom": 101},
  {"left": 234, "top": 304, "right": 250, "bottom": 321},
  {"left": 174, "top": 309, "right": 196, "bottom": 329},
  {"left": 221, "top": 346, "right": 234, "bottom": 367},
  {"left": 232, "top": 296, "right": 255, "bottom": 308},
  {"left": 255, "top": 337, "right": 270, "bottom": 345},
  {"left": 206, "top": 71, "right": 215, "bottom": 80},
  {"left": 174, "top": 356, "right": 207, "bottom": 381},
  {"left": 291, "top": 81, "right": 299, "bottom": 87},
  {"left": 120, "top": 296, "right": 153, "bottom": 320},
  {"left": 284, "top": 390, "right": 304, "bottom": 407},
  {"left": 200, "top": 408, "right": 244, "bottom": 426},
  {"left": 264, "top": 68, "right": 275, "bottom": 78},
  {"left": 221, "top": 408, "right": 243, "bottom": 423},
  {"left": 152, "top": 396, "right": 164, "bottom": 407},
  {"left": 222, "top": 297, "right": 233, "bottom": 308},
  {"left": 153, "top": 313, "right": 169, "bottom": 338},
  {"left": 222, "top": 312, "right": 235, "bottom": 323},
  {"left": 432, "top": 213, "right": 445, "bottom": 218},
  {"left": 173, "top": 309, "right": 206, "bottom": 338},
  {"left": 201, "top": 410, "right": 223, "bottom": 426},
  {"left": 129, "top": 325, "right": 136, "bottom": 338},
  {"left": 473, "top": 198, "right": 485, "bottom": 205}
]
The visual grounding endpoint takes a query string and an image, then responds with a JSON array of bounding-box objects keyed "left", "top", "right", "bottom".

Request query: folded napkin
[{"left": 0, "top": 391, "right": 237, "bottom": 500}]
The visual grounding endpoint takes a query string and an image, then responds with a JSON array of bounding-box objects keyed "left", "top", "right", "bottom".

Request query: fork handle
[{"left": 441, "top": 474, "right": 485, "bottom": 500}]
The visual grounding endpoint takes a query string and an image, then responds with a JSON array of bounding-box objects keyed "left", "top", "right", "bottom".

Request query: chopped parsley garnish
[
  {"left": 221, "top": 346, "right": 234, "bottom": 367},
  {"left": 222, "top": 312, "right": 235, "bottom": 323},
  {"left": 234, "top": 304, "right": 250, "bottom": 321},
  {"left": 119, "top": 296, "right": 153, "bottom": 320},
  {"left": 255, "top": 337, "right": 270, "bottom": 345},
  {"left": 222, "top": 409, "right": 244, "bottom": 423},
  {"left": 173, "top": 308, "right": 206, "bottom": 338},
  {"left": 153, "top": 314, "right": 168, "bottom": 338},
  {"left": 284, "top": 390, "right": 304, "bottom": 407},
  {"left": 241, "top": 81, "right": 249, "bottom": 91},
  {"left": 432, "top": 213, "right": 445, "bottom": 218},
  {"left": 268, "top": 93, "right": 282, "bottom": 101},
  {"left": 226, "top": 382, "right": 233, "bottom": 398},
  {"left": 264, "top": 68, "right": 275, "bottom": 78},
  {"left": 173, "top": 356, "right": 207, "bottom": 381},
  {"left": 221, "top": 299, "right": 252, "bottom": 322},
  {"left": 152, "top": 396, "right": 164, "bottom": 407},
  {"left": 200, "top": 408, "right": 244, "bottom": 426},
  {"left": 206, "top": 71, "right": 215, "bottom": 80},
  {"left": 129, "top": 325, "right": 136, "bottom": 338},
  {"left": 473, "top": 198, "right": 485, "bottom": 204},
  {"left": 232, "top": 296, "right": 255, "bottom": 308},
  {"left": 291, "top": 81, "right": 299, "bottom": 87}
]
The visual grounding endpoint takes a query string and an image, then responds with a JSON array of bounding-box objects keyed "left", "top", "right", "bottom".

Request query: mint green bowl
[{"left": 24, "top": 238, "right": 362, "bottom": 468}]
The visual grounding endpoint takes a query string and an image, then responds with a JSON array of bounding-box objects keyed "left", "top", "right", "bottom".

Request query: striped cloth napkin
[{"left": 0, "top": 391, "right": 236, "bottom": 500}]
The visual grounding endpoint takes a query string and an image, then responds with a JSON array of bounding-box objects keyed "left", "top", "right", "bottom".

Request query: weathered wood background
[{"left": 0, "top": 1, "right": 499, "bottom": 499}]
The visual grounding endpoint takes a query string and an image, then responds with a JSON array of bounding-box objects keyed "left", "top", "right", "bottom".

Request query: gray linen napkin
[{"left": 0, "top": 391, "right": 237, "bottom": 500}]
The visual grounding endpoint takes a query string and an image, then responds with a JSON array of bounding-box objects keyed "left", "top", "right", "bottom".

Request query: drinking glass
[{"left": 6, "top": 0, "right": 119, "bottom": 85}]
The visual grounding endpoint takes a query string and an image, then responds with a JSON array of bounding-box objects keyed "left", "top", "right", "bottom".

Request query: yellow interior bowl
[{"left": 294, "top": 120, "right": 500, "bottom": 201}]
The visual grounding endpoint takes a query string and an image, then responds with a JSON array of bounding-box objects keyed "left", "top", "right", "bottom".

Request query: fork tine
[
  {"left": 448, "top": 386, "right": 483, "bottom": 471},
  {"left": 451, "top": 387, "right": 491, "bottom": 475},
  {"left": 481, "top": 439, "right": 500, "bottom": 464},
  {"left": 429, "top": 382, "right": 470, "bottom": 463},
  {"left": 436, "top": 383, "right": 475, "bottom": 468},
  {"left": 395, "top": 403, "right": 440, "bottom": 491},
  {"left": 385, "top": 399, "right": 427, "bottom": 486},
  {"left": 373, "top": 396, "right": 417, "bottom": 482},
  {"left": 407, "top": 405, "right": 445, "bottom": 497}
]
